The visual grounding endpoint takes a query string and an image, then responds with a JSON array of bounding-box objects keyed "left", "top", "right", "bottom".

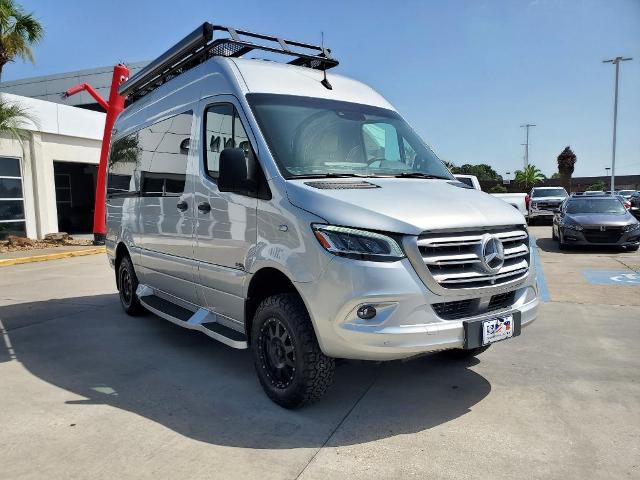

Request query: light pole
[
  {"left": 520, "top": 123, "right": 536, "bottom": 169},
  {"left": 603, "top": 56, "right": 632, "bottom": 193},
  {"left": 605, "top": 167, "right": 611, "bottom": 190}
]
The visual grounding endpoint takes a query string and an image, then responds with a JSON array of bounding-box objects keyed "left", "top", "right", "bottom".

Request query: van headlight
[
  {"left": 312, "top": 224, "right": 405, "bottom": 261},
  {"left": 624, "top": 222, "right": 640, "bottom": 232}
]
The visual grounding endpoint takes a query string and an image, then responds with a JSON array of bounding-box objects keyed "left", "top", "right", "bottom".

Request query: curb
[{"left": 0, "top": 247, "right": 106, "bottom": 267}]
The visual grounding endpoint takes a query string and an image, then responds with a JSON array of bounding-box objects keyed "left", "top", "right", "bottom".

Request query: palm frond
[{"left": 0, "top": 97, "right": 36, "bottom": 142}]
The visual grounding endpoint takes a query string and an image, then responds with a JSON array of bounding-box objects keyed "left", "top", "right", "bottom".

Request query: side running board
[{"left": 137, "top": 288, "right": 248, "bottom": 349}]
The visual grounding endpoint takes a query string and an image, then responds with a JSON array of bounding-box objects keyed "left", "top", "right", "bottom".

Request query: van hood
[{"left": 285, "top": 178, "right": 526, "bottom": 235}]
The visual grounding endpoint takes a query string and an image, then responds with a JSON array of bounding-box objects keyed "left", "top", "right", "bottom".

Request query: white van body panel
[{"left": 107, "top": 54, "right": 538, "bottom": 361}]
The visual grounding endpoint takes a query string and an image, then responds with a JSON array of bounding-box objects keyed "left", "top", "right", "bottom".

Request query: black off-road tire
[
  {"left": 117, "top": 255, "right": 145, "bottom": 316},
  {"left": 251, "top": 293, "right": 335, "bottom": 409}
]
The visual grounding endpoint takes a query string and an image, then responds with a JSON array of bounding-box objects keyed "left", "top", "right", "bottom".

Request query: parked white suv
[
  {"left": 453, "top": 174, "right": 529, "bottom": 218},
  {"left": 106, "top": 23, "right": 539, "bottom": 407}
]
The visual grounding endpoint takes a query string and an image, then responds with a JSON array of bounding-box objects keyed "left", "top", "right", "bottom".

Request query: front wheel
[
  {"left": 557, "top": 230, "right": 567, "bottom": 250},
  {"left": 251, "top": 293, "right": 335, "bottom": 409}
]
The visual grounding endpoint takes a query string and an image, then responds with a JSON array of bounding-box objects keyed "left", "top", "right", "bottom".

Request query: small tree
[
  {"left": 586, "top": 180, "right": 606, "bottom": 192},
  {"left": 453, "top": 163, "right": 502, "bottom": 181},
  {"left": 557, "top": 146, "right": 577, "bottom": 193},
  {"left": 442, "top": 160, "right": 456, "bottom": 172},
  {"left": 0, "top": 0, "right": 44, "bottom": 81},
  {"left": 514, "top": 164, "right": 545, "bottom": 191}
]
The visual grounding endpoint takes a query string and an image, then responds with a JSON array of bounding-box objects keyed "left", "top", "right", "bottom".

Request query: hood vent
[
  {"left": 304, "top": 181, "right": 380, "bottom": 190},
  {"left": 448, "top": 180, "right": 474, "bottom": 189}
]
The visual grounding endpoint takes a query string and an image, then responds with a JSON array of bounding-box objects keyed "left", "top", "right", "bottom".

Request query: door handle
[
  {"left": 197, "top": 202, "right": 211, "bottom": 213},
  {"left": 176, "top": 200, "right": 188, "bottom": 212}
]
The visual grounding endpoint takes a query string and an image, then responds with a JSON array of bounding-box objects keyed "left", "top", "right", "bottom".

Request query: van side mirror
[{"left": 218, "top": 148, "right": 256, "bottom": 194}]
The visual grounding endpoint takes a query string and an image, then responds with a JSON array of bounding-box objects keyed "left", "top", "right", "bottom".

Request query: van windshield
[{"left": 247, "top": 94, "right": 452, "bottom": 179}]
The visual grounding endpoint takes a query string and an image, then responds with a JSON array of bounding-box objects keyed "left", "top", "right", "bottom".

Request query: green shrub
[{"left": 489, "top": 184, "right": 508, "bottom": 193}]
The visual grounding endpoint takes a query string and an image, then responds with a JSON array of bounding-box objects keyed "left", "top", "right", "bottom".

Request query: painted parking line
[
  {"left": 529, "top": 234, "right": 551, "bottom": 303},
  {"left": 582, "top": 269, "right": 640, "bottom": 286}
]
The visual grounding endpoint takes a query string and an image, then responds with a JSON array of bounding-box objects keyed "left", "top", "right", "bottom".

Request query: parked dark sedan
[{"left": 552, "top": 196, "right": 640, "bottom": 250}]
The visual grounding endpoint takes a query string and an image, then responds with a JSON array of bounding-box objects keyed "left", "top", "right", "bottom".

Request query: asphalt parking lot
[{"left": 1, "top": 225, "right": 639, "bottom": 480}]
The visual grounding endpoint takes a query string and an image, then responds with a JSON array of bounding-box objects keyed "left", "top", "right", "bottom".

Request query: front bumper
[
  {"left": 561, "top": 227, "right": 640, "bottom": 247},
  {"left": 297, "top": 256, "right": 539, "bottom": 361},
  {"left": 529, "top": 208, "right": 556, "bottom": 219}
]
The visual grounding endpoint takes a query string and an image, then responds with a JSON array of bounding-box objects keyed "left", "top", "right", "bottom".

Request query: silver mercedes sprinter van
[{"left": 106, "top": 23, "right": 539, "bottom": 408}]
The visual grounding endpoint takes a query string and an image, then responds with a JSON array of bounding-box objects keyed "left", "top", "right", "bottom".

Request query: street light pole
[
  {"left": 603, "top": 56, "right": 632, "bottom": 193},
  {"left": 520, "top": 123, "right": 536, "bottom": 169}
]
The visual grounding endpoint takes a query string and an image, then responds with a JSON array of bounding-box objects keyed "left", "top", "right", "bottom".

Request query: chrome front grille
[{"left": 417, "top": 227, "right": 530, "bottom": 289}]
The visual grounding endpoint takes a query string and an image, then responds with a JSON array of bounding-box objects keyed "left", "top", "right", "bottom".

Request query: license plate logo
[{"left": 482, "top": 315, "right": 514, "bottom": 345}]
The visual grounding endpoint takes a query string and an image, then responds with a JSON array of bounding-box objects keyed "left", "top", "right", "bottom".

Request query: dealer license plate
[{"left": 482, "top": 315, "right": 514, "bottom": 345}]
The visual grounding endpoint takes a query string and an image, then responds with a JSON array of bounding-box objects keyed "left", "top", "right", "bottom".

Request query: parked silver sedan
[{"left": 552, "top": 195, "right": 640, "bottom": 251}]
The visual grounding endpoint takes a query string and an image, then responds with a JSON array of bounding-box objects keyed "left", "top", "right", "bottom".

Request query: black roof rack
[{"left": 119, "top": 23, "right": 339, "bottom": 102}]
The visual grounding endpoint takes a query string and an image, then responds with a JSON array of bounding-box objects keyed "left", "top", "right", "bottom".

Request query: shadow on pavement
[
  {"left": 0, "top": 294, "right": 491, "bottom": 449},
  {"left": 536, "top": 237, "right": 632, "bottom": 255}
]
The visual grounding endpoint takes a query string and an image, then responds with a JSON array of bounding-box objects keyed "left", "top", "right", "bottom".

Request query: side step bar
[{"left": 137, "top": 288, "right": 248, "bottom": 349}]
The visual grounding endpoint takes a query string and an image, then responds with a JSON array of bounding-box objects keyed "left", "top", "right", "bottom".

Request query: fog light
[{"left": 357, "top": 305, "right": 377, "bottom": 320}]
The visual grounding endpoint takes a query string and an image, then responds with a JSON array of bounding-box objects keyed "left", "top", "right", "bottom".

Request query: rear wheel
[
  {"left": 251, "top": 293, "right": 335, "bottom": 409},
  {"left": 117, "top": 255, "right": 145, "bottom": 316}
]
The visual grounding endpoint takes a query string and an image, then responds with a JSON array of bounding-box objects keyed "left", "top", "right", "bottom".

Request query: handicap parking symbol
[
  {"left": 610, "top": 273, "right": 640, "bottom": 284},
  {"left": 582, "top": 269, "right": 640, "bottom": 286}
]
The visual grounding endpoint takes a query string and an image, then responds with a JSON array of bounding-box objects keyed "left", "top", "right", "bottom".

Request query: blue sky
[{"left": 4, "top": 0, "right": 639, "bottom": 177}]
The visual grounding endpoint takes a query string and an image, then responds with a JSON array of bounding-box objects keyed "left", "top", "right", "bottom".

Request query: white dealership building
[
  {"left": 0, "top": 63, "right": 147, "bottom": 240},
  {"left": 0, "top": 93, "right": 104, "bottom": 239}
]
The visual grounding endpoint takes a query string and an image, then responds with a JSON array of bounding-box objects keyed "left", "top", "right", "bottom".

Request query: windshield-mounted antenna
[{"left": 320, "top": 31, "right": 333, "bottom": 90}]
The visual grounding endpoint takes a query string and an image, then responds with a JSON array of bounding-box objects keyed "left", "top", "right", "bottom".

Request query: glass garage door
[{"left": 0, "top": 157, "right": 26, "bottom": 239}]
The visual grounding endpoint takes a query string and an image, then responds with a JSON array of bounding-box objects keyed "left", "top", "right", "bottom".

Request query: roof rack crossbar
[{"left": 119, "top": 22, "right": 339, "bottom": 101}]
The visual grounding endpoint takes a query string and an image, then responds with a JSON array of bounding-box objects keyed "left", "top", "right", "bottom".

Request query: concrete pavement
[{"left": 0, "top": 226, "right": 638, "bottom": 479}]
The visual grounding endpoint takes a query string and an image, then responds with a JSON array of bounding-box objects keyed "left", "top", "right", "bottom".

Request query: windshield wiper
[{"left": 394, "top": 172, "right": 450, "bottom": 180}]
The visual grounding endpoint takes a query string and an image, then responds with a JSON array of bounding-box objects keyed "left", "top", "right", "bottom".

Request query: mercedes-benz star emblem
[{"left": 480, "top": 234, "right": 505, "bottom": 274}]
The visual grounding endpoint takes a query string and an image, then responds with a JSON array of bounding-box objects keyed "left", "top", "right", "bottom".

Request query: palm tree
[
  {"left": 0, "top": 96, "right": 34, "bottom": 142},
  {"left": 514, "top": 164, "right": 545, "bottom": 191},
  {"left": 0, "top": 0, "right": 44, "bottom": 81},
  {"left": 556, "top": 146, "right": 577, "bottom": 193}
]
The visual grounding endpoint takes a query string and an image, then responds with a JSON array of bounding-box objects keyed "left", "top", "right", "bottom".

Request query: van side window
[
  {"left": 137, "top": 111, "right": 193, "bottom": 196},
  {"left": 107, "top": 133, "right": 140, "bottom": 196},
  {"left": 204, "top": 104, "right": 256, "bottom": 180},
  {"left": 204, "top": 104, "right": 234, "bottom": 179}
]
